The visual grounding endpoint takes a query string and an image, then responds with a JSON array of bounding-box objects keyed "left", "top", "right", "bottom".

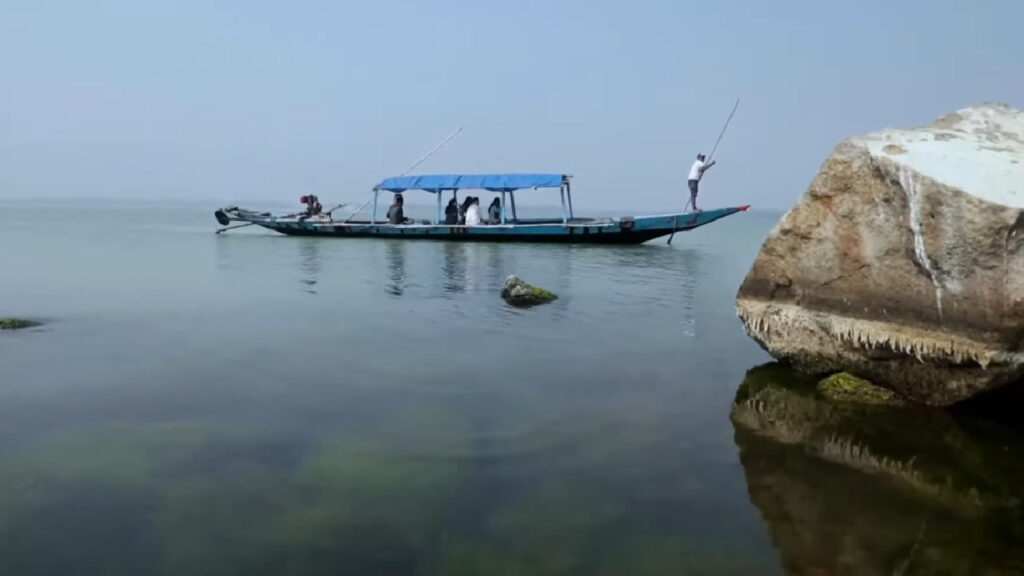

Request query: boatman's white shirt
[{"left": 688, "top": 159, "right": 705, "bottom": 181}]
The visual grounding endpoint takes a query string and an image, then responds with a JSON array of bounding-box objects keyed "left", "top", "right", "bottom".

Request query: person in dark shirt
[
  {"left": 487, "top": 197, "right": 501, "bottom": 224},
  {"left": 298, "top": 194, "right": 323, "bottom": 220},
  {"left": 387, "top": 194, "right": 407, "bottom": 224},
  {"left": 444, "top": 198, "right": 459, "bottom": 224},
  {"left": 307, "top": 194, "right": 322, "bottom": 216}
]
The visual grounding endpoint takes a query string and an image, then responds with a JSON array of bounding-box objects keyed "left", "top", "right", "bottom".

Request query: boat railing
[
  {"left": 369, "top": 173, "right": 576, "bottom": 227},
  {"left": 324, "top": 216, "right": 607, "bottom": 227}
]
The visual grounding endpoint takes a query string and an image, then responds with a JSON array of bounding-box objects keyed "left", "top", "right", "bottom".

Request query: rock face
[
  {"left": 737, "top": 103, "right": 1024, "bottom": 406},
  {"left": 501, "top": 275, "right": 557, "bottom": 307}
]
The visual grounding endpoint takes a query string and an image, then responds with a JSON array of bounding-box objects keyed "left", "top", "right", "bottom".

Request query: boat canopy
[{"left": 374, "top": 173, "right": 567, "bottom": 193}]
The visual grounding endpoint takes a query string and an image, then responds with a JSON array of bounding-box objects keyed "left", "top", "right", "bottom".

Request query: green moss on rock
[
  {"left": 0, "top": 318, "right": 41, "bottom": 330},
  {"left": 818, "top": 372, "right": 905, "bottom": 406},
  {"left": 501, "top": 275, "right": 557, "bottom": 307}
]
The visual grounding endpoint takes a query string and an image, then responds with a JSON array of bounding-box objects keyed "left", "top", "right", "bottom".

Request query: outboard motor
[{"left": 214, "top": 209, "right": 231, "bottom": 226}]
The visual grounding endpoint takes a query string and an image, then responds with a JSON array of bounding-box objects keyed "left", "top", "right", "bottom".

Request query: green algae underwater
[
  {"left": 0, "top": 413, "right": 758, "bottom": 576},
  {"left": 0, "top": 367, "right": 1021, "bottom": 576}
]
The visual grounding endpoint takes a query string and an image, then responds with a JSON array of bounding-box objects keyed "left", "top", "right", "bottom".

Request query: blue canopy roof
[{"left": 374, "top": 173, "right": 566, "bottom": 193}]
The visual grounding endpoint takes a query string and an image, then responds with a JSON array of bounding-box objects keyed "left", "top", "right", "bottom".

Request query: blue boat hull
[{"left": 218, "top": 207, "right": 749, "bottom": 245}]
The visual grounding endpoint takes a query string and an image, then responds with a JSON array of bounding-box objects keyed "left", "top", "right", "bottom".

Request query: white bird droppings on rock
[{"left": 859, "top": 103, "right": 1024, "bottom": 209}]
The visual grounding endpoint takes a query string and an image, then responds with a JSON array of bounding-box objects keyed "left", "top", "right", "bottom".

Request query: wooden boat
[{"left": 214, "top": 173, "right": 748, "bottom": 245}]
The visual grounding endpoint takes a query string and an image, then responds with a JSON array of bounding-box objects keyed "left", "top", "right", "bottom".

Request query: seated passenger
[
  {"left": 387, "top": 194, "right": 408, "bottom": 224},
  {"left": 459, "top": 196, "right": 474, "bottom": 225},
  {"left": 444, "top": 198, "right": 459, "bottom": 225},
  {"left": 465, "top": 197, "right": 483, "bottom": 226},
  {"left": 299, "top": 194, "right": 323, "bottom": 220},
  {"left": 487, "top": 197, "right": 501, "bottom": 224}
]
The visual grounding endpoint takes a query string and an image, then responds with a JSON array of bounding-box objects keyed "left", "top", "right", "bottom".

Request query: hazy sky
[{"left": 2, "top": 0, "right": 1021, "bottom": 211}]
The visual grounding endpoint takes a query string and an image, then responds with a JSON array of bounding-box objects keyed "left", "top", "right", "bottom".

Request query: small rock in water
[
  {"left": 817, "top": 372, "right": 905, "bottom": 407},
  {"left": 0, "top": 318, "right": 41, "bottom": 330},
  {"left": 501, "top": 275, "right": 557, "bottom": 307}
]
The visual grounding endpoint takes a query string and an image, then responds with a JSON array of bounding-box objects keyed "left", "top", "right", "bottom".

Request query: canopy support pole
[
  {"left": 436, "top": 191, "right": 442, "bottom": 224},
  {"left": 372, "top": 191, "right": 378, "bottom": 223},
  {"left": 510, "top": 192, "right": 518, "bottom": 223},
  {"left": 500, "top": 191, "right": 507, "bottom": 224},
  {"left": 560, "top": 185, "right": 568, "bottom": 225},
  {"left": 566, "top": 180, "right": 574, "bottom": 220}
]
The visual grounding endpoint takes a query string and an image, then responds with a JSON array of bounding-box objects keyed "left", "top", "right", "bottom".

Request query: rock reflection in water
[{"left": 731, "top": 363, "right": 1024, "bottom": 576}]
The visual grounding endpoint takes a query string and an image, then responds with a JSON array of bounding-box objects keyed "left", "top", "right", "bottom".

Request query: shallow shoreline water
[{"left": 1, "top": 200, "right": 1022, "bottom": 574}]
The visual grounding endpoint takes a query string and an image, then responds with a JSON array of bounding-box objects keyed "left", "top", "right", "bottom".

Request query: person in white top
[
  {"left": 464, "top": 197, "right": 483, "bottom": 226},
  {"left": 687, "top": 153, "right": 717, "bottom": 212}
]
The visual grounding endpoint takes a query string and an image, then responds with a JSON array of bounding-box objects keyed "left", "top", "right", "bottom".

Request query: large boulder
[{"left": 737, "top": 103, "right": 1024, "bottom": 406}]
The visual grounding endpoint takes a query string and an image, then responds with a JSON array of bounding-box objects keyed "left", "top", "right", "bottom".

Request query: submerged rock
[
  {"left": 736, "top": 103, "right": 1024, "bottom": 406},
  {"left": 818, "top": 372, "right": 905, "bottom": 406},
  {"left": 501, "top": 275, "right": 557, "bottom": 307},
  {"left": 0, "top": 318, "right": 41, "bottom": 330}
]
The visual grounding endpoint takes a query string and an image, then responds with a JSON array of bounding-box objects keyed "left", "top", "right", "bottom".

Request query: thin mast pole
[
  {"left": 345, "top": 126, "right": 463, "bottom": 223},
  {"left": 707, "top": 98, "right": 739, "bottom": 163},
  {"left": 397, "top": 126, "right": 463, "bottom": 177}
]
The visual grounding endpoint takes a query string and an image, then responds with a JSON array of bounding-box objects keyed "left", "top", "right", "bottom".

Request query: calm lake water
[{"left": 1, "top": 199, "right": 1022, "bottom": 575}]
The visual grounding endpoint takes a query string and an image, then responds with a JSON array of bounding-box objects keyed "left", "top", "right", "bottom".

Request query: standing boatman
[{"left": 687, "top": 153, "right": 716, "bottom": 212}]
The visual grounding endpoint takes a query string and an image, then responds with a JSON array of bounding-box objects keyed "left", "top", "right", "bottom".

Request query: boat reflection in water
[
  {"left": 731, "top": 363, "right": 1024, "bottom": 576},
  {"left": 297, "top": 238, "right": 320, "bottom": 295}
]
